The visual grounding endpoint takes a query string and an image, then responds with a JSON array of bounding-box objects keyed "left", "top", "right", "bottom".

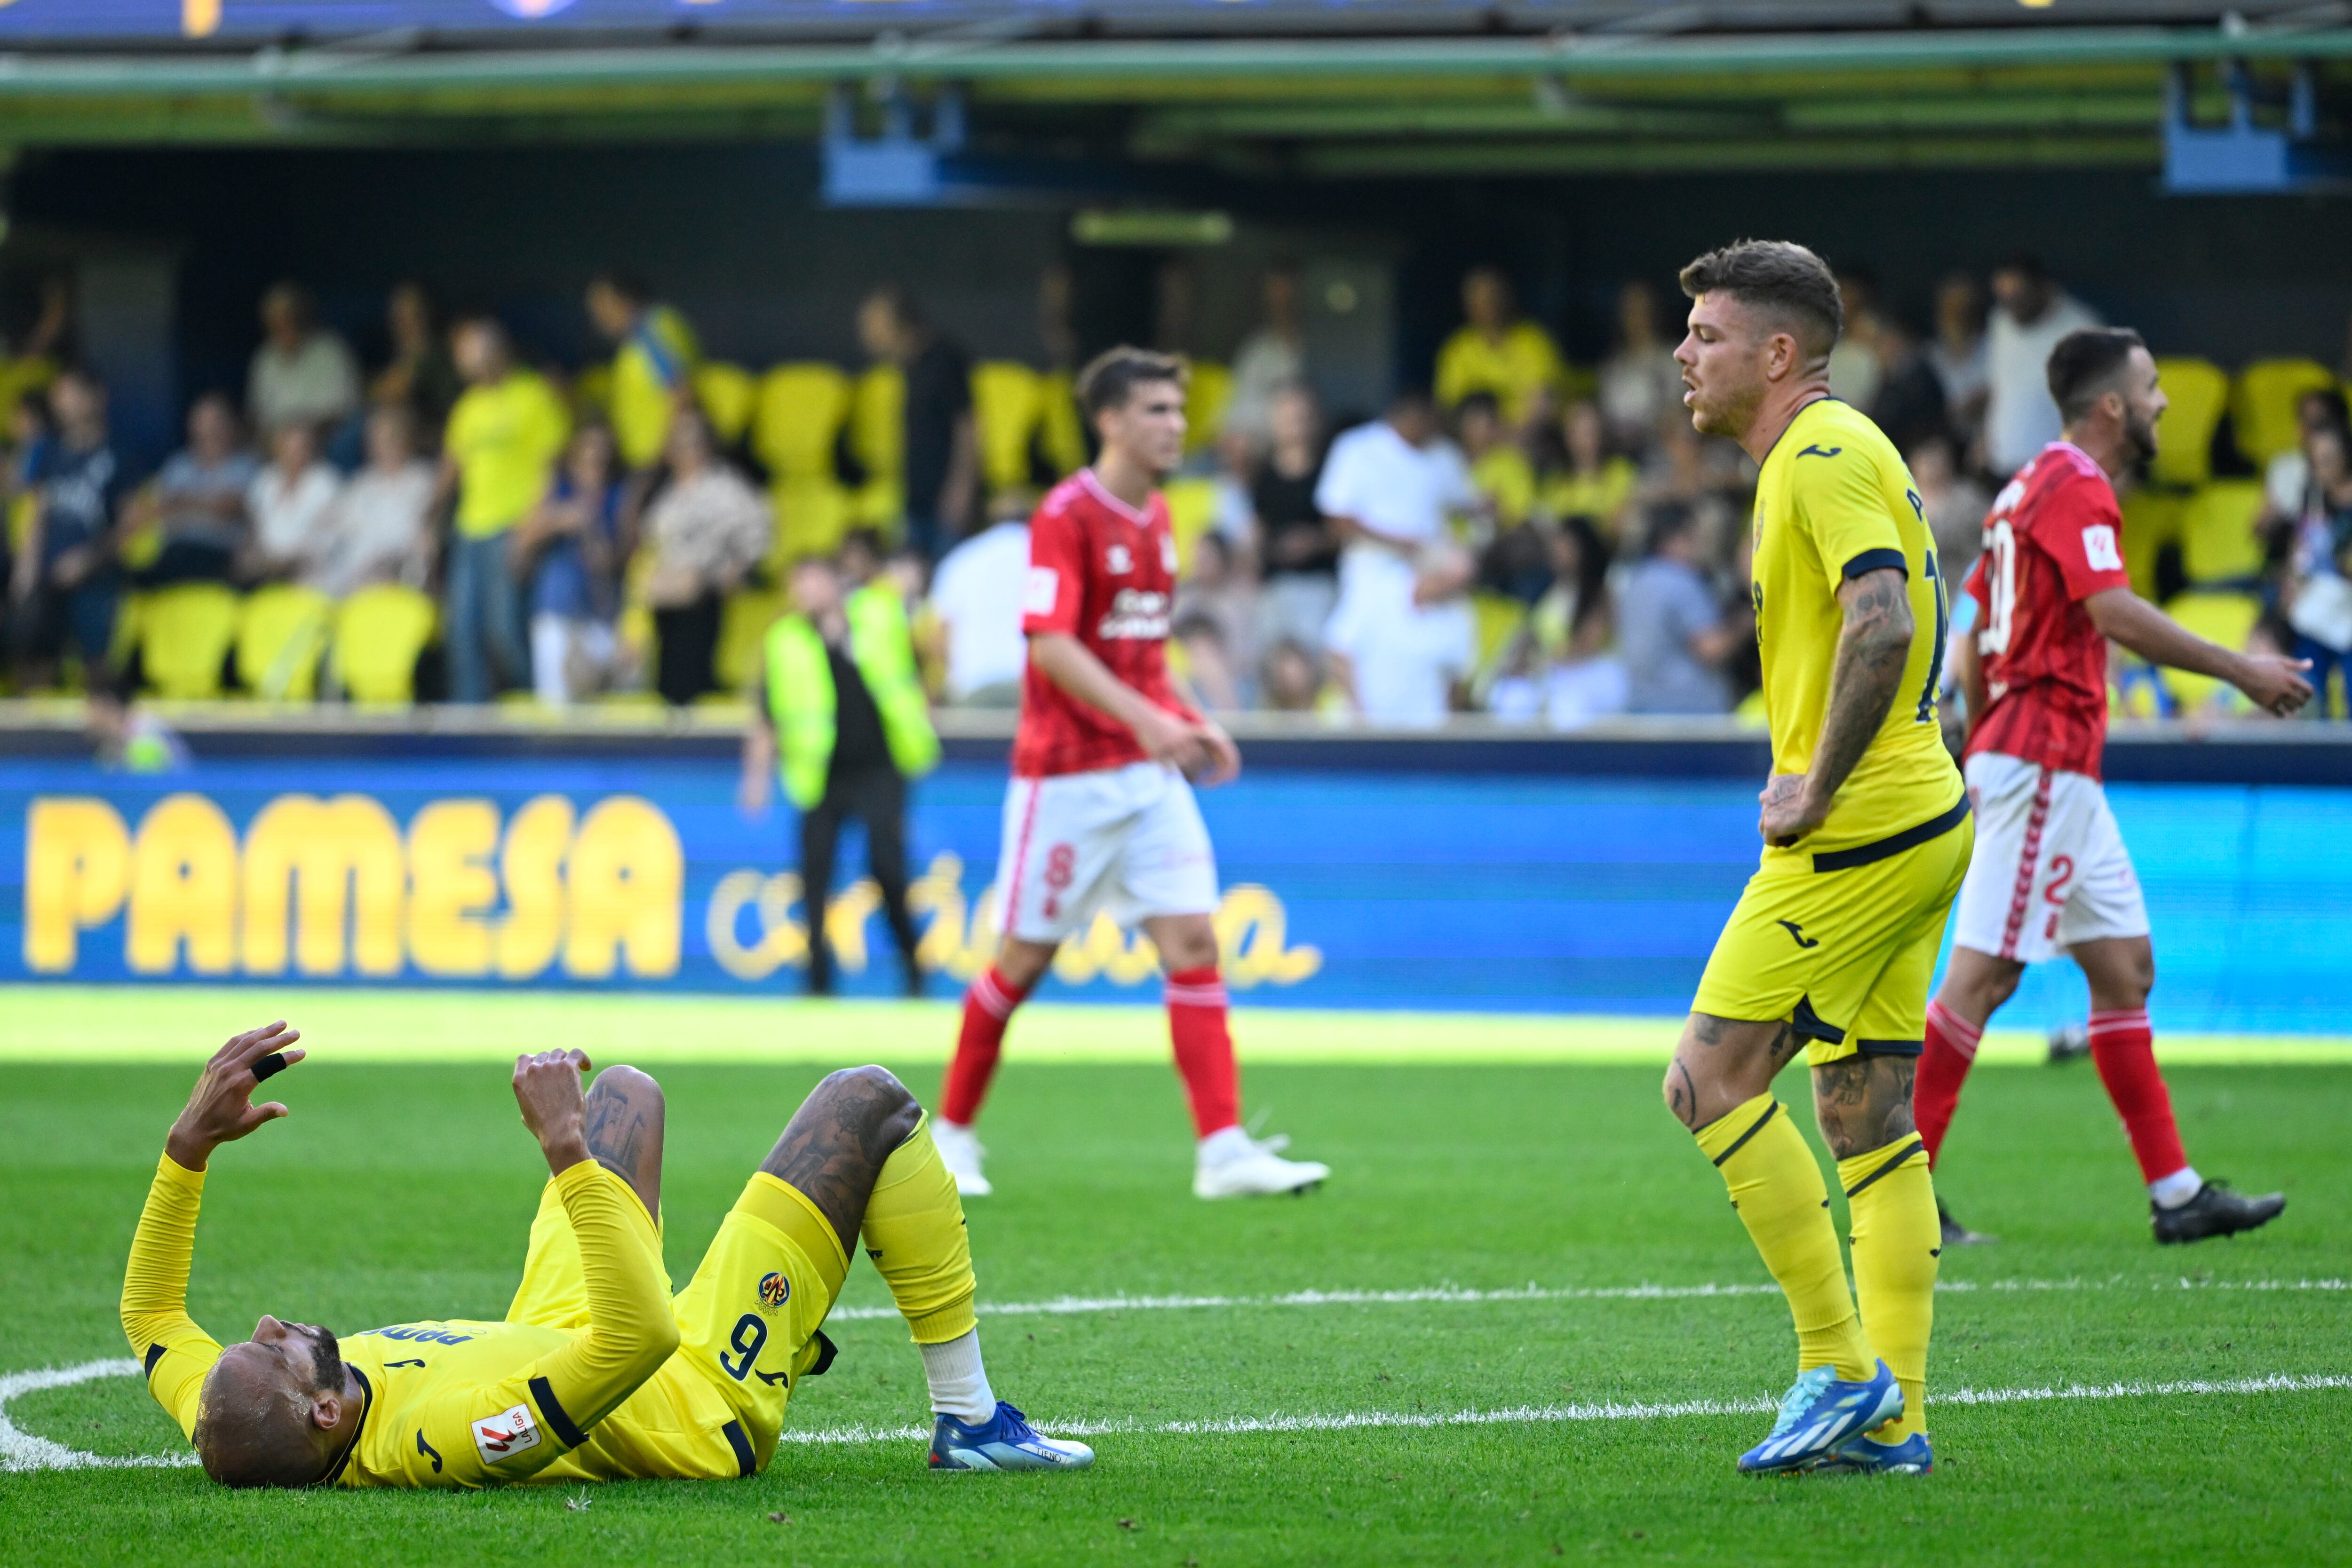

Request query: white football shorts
[
  {"left": 993, "top": 760, "right": 1220, "bottom": 944},
  {"left": 1951, "top": 749, "right": 2150, "bottom": 965}
]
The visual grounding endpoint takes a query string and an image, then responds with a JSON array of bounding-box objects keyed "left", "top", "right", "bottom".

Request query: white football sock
[
  {"left": 2149, "top": 1166, "right": 2204, "bottom": 1210},
  {"left": 920, "top": 1329, "right": 997, "bottom": 1422},
  {"left": 1196, "top": 1125, "right": 1254, "bottom": 1166}
]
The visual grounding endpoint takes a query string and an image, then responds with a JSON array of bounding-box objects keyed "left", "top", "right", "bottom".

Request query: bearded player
[
  {"left": 124, "top": 1022, "right": 1093, "bottom": 1487},
  {"left": 932, "top": 347, "right": 1328, "bottom": 1201},
  {"left": 1665, "top": 241, "right": 1967, "bottom": 1477},
  {"left": 1918, "top": 328, "right": 2308, "bottom": 1248}
]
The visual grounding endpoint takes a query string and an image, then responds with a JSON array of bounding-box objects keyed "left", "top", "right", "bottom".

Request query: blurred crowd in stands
[{"left": 2, "top": 251, "right": 2347, "bottom": 728}]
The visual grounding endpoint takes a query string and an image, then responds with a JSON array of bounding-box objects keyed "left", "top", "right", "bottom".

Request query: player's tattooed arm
[
  {"left": 1766, "top": 567, "right": 1915, "bottom": 844},
  {"left": 1810, "top": 1055, "right": 1917, "bottom": 1159},
  {"left": 582, "top": 1067, "right": 666, "bottom": 1222}
]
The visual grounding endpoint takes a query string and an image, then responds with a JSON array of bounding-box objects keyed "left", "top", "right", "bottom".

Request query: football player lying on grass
[{"left": 123, "top": 1022, "right": 1093, "bottom": 1488}]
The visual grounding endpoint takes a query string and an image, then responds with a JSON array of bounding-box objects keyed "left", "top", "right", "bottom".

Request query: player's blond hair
[{"left": 1677, "top": 240, "right": 1843, "bottom": 360}]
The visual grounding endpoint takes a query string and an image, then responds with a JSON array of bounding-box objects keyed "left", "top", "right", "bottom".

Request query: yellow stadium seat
[
  {"left": 2150, "top": 357, "right": 2228, "bottom": 488},
  {"left": 753, "top": 363, "right": 851, "bottom": 483},
  {"left": 235, "top": 584, "right": 333, "bottom": 701},
  {"left": 714, "top": 586, "right": 787, "bottom": 694},
  {"left": 850, "top": 363, "right": 905, "bottom": 530},
  {"left": 572, "top": 363, "right": 614, "bottom": 420},
  {"left": 1470, "top": 591, "right": 1528, "bottom": 672},
  {"left": 2119, "top": 486, "right": 2185, "bottom": 601},
  {"left": 2180, "top": 480, "right": 2268, "bottom": 585},
  {"left": 972, "top": 362, "right": 1045, "bottom": 494},
  {"left": 137, "top": 583, "right": 240, "bottom": 700},
  {"left": 334, "top": 584, "right": 437, "bottom": 705},
  {"left": 1184, "top": 360, "right": 1232, "bottom": 454},
  {"left": 1039, "top": 370, "right": 1088, "bottom": 476},
  {"left": 771, "top": 477, "right": 853, "bottom": 568},
  {"left": 694, "top": 363, "right": 758, "bottom": 449},
  {"left": 1161, "top": 477, "right": 1220, "bottom": 576},
  {"left": 2158, "top": 590, "right": 2261, "bottom": 712},
  {"left": 2233, "top": 357, "right": 2337, "bottom": 467}
]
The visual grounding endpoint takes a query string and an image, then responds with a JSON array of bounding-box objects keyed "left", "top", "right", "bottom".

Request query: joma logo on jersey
[
  {"left": 471, "top": 1403, "right": 543, "bottom": 1466},
  {"left": 758, "top": 1271, "right": 791, "bottom": 1312},
  {"left": 1097, "top": 589, "right": 1170, "bottom": 640}
]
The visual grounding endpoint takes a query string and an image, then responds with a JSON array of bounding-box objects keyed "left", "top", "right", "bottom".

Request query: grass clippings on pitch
[{"left": 1, "top": 998, "right": 2346, "bottom": 1565}]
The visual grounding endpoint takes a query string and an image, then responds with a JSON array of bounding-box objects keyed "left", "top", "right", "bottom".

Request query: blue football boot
[
  {"left": 1735, "top": 1360, "right": 1905, "bottom": 1475},
  {"left": 929, "top": 1402, "right": 1096, "bottom": 1472},
  {"left": 1816, "top": 1429, "right": 1934, "bottom": 1475}
]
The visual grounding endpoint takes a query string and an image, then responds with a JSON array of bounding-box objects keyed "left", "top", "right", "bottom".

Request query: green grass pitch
[{"left": 1, "top": 989, "right": 2346, "bottom": 1565}]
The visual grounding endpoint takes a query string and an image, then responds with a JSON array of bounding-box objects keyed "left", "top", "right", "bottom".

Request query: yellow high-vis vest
[{"left": 764, "top": 585, "right": 940, "bottom": 810}]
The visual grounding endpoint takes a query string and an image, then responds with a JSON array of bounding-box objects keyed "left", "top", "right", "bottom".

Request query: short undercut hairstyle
[
  {"left": 1076, "top": 346, "right": 1186, "bottom": 419},
  {"left": 1677, "top": 240, "right": 1843, "bottom": 360},
  {"left": 2047, "top": 327, "right": 2147, "bottom": 424}
]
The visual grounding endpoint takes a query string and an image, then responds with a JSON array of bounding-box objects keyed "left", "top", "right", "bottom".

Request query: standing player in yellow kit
[
  {"left": 122, "top": 1022, "right": 1094, "bottom": 1488},
  {"left": 1663, "top": 241, "right": 1970, "bottom": 1476}
]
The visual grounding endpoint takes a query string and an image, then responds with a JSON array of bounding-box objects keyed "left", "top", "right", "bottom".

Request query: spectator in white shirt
[
  {"left": 247, "top": 282, "right": 362, "bottom": 441},
  {"left": 1223, "top": 261, "right": 1308, "bottom": 449},
  {"left": 1315, "top": 389, "right": 1479, "bottom": 726},
  {"left": 926, "top": 500, "right": 1031, "bottom": 705},
  {"left": 1596, "top": 279, "right": 1682, "bottom": 451},
  {"left": 1927, "top": 272, "right": 1990, "bottom": 448},
  {"left": 305, "top": 404, "right": 437, "bottom": 599},
  {"left": 1985, "top": 254, "right": 2101, "bottom": 476},
  {"left": 243, "top": 421, "right": 342, "bottom": 583}
]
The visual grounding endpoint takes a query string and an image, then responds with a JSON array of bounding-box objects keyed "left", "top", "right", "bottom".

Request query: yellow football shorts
[
  {"left": 1693, "top": 800, "right": 1974, "bottom": 1064},
  {"left": 508, "top": 1165, "right": 848, "bottom": 1479}
]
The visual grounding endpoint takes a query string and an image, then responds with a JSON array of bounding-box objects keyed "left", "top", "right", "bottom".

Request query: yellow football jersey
[{"left": 1749, "top": 398, "right": 1962, "bottom": 860}]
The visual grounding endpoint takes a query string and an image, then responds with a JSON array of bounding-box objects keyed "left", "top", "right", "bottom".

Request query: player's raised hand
[
  {"left": 512, "top": 1048, "right": 594, "bottom": 1177},
  {"left": 165, "top": 1020, "right": 306, "bottom": 1172},
  {"left": 2235, "top": 652, "right": 2314, "bottom": 717}
]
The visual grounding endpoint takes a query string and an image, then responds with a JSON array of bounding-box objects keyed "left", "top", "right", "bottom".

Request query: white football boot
[
  {"left": 933, "top": 1119, "right": 993, "bottom": 1197},
  {"left": 1193, "top": 1125, "right": 1329, "bottom": 1199}
]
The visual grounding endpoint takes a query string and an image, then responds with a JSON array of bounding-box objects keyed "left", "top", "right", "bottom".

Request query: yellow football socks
[
  {"left": 1840, "top": 1134, "right": 1938, "bottom": 1441},
  {"left": 858, "top": 1113, "right": 980, "bottom": 1346},
  {"left": 1694, "top": 1093, "right": 1874, "bottom": 1382}
]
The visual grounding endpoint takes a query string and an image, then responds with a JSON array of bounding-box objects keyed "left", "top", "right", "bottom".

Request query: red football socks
[
  {"left": 939, "top": 967, "right": 1030, "bottom": 1126},
  {"left": 1165, "top": 965, "right": 1240, "bottom": 1138},
  {"left": 2087, "top": 1008, "right": 2190, "bottom": 1185},
  {"left": 1915, "top": 999, "right": 1983, "bottom": 1166}
]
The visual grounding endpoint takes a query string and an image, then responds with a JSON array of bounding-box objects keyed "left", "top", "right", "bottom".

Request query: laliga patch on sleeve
[
  {"left": 1023, "top": 566, "right": 1059, "bottom": 616},
  {"left": 472, "top": 1403, "right": 544, "bottom": 1467},
  {"left": 2082, "top": 524, "right": 2123, "bottom": 573}
]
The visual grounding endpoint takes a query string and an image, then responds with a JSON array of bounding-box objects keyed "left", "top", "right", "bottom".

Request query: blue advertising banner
[{"left": 3, "top": 755, "right": 2347, "bottom": 1033}]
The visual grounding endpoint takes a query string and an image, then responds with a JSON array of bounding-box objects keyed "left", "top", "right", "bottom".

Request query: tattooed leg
[
  {"left": 584, "top": 1065, "right": 666, "bottom": 1221},
  {"left": 761, "top": 1065, "right": 924, "bottom": 1259},
  {"left": 1664, "top": 1011, "right": 1799, "bottom": 1131},
  {"left": 1810, "top": 1054, "right": 1918, "bottom": 1159}
]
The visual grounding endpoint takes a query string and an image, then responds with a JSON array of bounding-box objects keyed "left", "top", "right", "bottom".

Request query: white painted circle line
[{"left": 0, "top": 1359, "right": 198, "bottom": 1472}]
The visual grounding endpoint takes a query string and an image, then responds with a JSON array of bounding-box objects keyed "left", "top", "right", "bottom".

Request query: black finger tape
[{"left": 253, "top": 1052, "right": 289, "bottom": 1083}]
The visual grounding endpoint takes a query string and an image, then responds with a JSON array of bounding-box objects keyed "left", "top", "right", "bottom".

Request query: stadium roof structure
[{"left": 2, "top": 1, "right": 2351, "bottom": 181}]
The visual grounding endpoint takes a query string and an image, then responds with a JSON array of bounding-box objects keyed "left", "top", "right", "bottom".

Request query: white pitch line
[
  {"left": 773, "top": 1372, "right": 2352, "bottom": 1447},
  {"left": 8, "top": 1360, "right": 2346, "bottom": 1472},
  {"left": 0, "top": 1359, "right": 197, "bottom": 1472},
  {"left": 824, "top": 1275, "right": 2352, "bottom": 1322}
]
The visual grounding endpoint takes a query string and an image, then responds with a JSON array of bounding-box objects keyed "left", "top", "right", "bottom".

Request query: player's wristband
[{"left": 253, "top": 1052, "right": 289, "bottom": 1083}]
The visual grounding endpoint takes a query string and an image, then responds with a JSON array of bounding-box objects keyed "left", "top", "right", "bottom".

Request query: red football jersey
[
  {"left": 1011, "top": 469, "right": 1198, "bottom": 778},
  {"left": 1962, "top": 441, "right": 2133, "bottom": 779}
]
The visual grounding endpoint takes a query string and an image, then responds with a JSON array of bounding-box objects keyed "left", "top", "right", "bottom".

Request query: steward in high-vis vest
[{"left": 743, "top": 555, "right": 939, "bottom": 996}]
